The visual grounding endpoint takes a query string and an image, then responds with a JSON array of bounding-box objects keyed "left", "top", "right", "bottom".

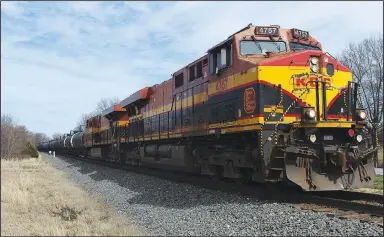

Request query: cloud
[{"left": 1, "top": 1, "right": 383, "bottom": 137}]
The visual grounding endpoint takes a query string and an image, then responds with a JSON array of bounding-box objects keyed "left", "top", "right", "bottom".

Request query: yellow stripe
[
  {"left": 208, "top": 67, "right": 257, "bottom": 96},
  {"left": 264, "top": 108, "right": 284, "bottom": 113},
  {"left": 118, "top": 120, "right": 128, "bottom": 126},
  {"left": 169, "top": 133, "right": 182, "bottom": 138},
  {"left": 208, "top": 116, "right": 261, "bottom": 129},
  {"left": 220, "top": 124, "right": 261, "bottom": 134},
  {"left": 292, "top": 122, "right": 362, "bottom": 128},
  {"left": 160, "top": 135, "right": 169, "bottom": 139},
  {"left": 91, "top": 128, "right": 100, "bottom": 133}
]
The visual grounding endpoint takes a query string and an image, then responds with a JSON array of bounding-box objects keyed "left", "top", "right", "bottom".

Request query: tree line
[
  {"left": 1, "top": 114, "right": 43, "bottom": 159},
  {"left": 1, "top": 97, "right": 119, "bottom": 159},
  {"left": 337, "top": 34, "right": 383, "bottom": 166}
]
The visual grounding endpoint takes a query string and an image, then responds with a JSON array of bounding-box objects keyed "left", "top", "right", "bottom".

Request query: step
[
  {"left": 264, "top": 179, "right": 279, "bottom": 182},
  {"left": 270, "top": 167, "right": 284, "bottom": 171},
  {"left": 267, "top": 168, "right": 284, "bottom": 180}
]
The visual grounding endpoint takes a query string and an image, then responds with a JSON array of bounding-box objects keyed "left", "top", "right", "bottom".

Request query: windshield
[
  {"left": 240, "top": 40, "right": 287, "bottom": 55},
  {"left": 290, "top": 42, "right": 321, "bottom": 51}
]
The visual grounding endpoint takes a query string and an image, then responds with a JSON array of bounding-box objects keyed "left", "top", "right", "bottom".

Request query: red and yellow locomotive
[{"left": 40, "top": 24, "right": 377, "bottom": 191}]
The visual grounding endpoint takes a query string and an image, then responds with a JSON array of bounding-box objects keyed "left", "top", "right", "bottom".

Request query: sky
[{"left": 1, "top": 1, "right": 383, "bottom": 137}]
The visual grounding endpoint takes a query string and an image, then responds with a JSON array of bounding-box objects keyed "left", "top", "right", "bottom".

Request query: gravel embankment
[{"left": 43, "top": 153, "right": 383, "bottom": 236}]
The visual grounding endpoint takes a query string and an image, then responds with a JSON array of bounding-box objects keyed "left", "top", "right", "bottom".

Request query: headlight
[
  {"left": 309, "top": 134, "right": 317, "bottom": 143},
  {"left": 301, "top": 107, "right": 316, "bottom": 121},
  {"left": 357, "top": 110, "right": 367, "bottom": 120},
  {"left": 306, "top": 109, "right": 316, "bottom": 119},
  {"left": 356, "top": 134, "right": 363, "bottom": 143},
  {"left": 310, "top": 56, "right": 320, "bottom": 73}
]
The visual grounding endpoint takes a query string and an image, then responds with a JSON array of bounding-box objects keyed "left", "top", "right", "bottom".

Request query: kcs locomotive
[{"left": 38, "top": 24, "right": 377, "bottom": 191}]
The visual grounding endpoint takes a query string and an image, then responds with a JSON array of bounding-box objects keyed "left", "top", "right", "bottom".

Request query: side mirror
[{"left": 215, "top": 67, "right": 220, "bottom": 76}]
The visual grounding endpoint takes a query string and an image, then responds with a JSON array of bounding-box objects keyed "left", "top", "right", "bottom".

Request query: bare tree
[
  {"left": 31, "top": 132, "right": 50, "bottom": 146},
  {"left": 1, "top": 114, "right": 16, "bottom": 158},
  {"left": 338, "top": 34, "right": 383, "bottom": 166},
  {"left": 73, "top": 97, "right": 120, "bottom": 132},
  {"left": 1, "top": 114, "right": 32, "bottom": 158},
  {"left": 95, "top": 97, "right": 120, "bottom": 114},
  {"left": 74, "top": 112, "right": 97, "bottom": 132},
  {"left": 51, "top": 133, "right": 64, "bottom": 140}
]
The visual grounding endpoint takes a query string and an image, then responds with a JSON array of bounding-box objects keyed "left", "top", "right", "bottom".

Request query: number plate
[
  {"left": 292, "top": 28, "right": 309, "bottom": 39},
  {"left": 255, "top": 26, "right": 279, "bottom": 36},
  {"left": 324, "top": 135, "right": 333, "bottom": 141}
]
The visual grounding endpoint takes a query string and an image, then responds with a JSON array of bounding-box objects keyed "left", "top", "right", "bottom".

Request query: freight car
[{"left": 40, "top": 24, "right": 378, "bottom": 191}]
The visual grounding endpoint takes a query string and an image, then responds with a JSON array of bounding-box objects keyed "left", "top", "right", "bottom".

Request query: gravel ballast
[{"left": 43, "top": 154, "right": 383, "bottom": 236}]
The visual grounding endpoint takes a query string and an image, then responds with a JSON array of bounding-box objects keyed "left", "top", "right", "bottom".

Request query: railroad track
[
  {"left": 294, "top": 194, "right": 383, "bottom": 226},
  {"left": 44, "top": 152, "right": 384, "bottom": 227}
]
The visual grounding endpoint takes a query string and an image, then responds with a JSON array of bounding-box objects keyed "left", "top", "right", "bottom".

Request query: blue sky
[{"left": 1, "top": 1, "right": 383, "bottom": 137}]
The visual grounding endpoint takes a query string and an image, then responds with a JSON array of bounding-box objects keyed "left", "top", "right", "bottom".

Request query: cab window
[
  {"left": 240, "top": 40, "right": 287, "bottom": 55},
  {"left": 290, "top": 42, "right": 321, "bottom": 51},
  {"left": 209, "top": 43, "right": 232, "bottom": 74}
]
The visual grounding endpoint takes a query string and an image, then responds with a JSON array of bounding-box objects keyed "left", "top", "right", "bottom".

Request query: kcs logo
[{"left": 291, "top": 73, "right": 331, "bottom": 88}]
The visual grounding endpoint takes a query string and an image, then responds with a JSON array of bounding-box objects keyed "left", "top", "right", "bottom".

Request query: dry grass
[{"left": 1, "top": 155, "right": 145, "bottom": 236}]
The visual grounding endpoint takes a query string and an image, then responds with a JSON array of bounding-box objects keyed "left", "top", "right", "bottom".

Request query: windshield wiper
[
  {"left": 271, "top": 41, "right": 281, "bottom": 52},
  {"left": 251, "top": 37, "right": 263, "bottom": 53}
]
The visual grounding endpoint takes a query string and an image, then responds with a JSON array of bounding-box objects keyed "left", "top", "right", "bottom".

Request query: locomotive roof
[
  {"left": 100, "top": 104, "right": 126, "bottom": 117},
  {"left": 120, "top": 87, "right": 150, "bottom": 109}
]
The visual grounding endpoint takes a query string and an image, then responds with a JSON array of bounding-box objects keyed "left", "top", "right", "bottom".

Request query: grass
[
  {"left": 374, "top": 174, "right": 383, "bottom": 191},
  {"left": 377, "top": 148, "right": 383, "bottom": 168},
  {"left": 353, "top": 175, "right": 383, "bottom": 195},
  {"left": 1, "top": 155, "right": 145, "bottom": 236}
]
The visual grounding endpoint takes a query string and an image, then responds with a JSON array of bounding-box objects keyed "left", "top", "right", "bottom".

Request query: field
[{"left": 1, "top": 156, "right": 144, "bottom": 236}]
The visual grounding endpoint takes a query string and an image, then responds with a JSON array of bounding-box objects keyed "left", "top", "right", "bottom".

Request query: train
[{"left": 38, "top": 24, "right": 378, "bottom": 191}]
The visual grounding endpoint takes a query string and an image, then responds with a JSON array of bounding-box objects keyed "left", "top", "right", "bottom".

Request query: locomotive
[{"left": 38, "top": 24, "right": 377, "bottom": 191}]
